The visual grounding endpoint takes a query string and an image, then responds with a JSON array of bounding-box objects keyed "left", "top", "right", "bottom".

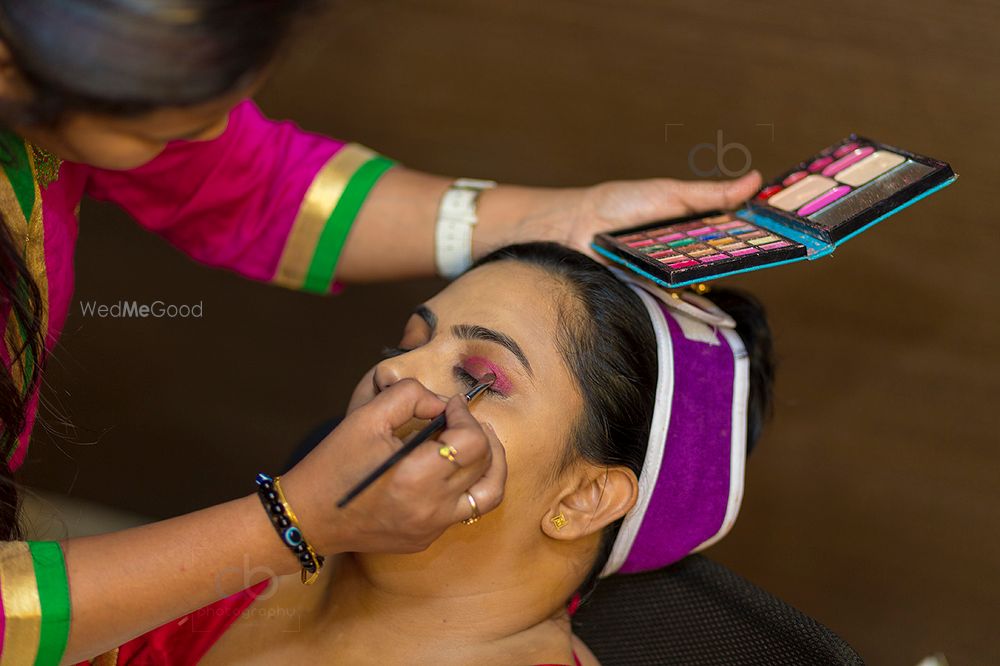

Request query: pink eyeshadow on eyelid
[{"left": 462, "top": 356, "right": 513, "bottom": 394}]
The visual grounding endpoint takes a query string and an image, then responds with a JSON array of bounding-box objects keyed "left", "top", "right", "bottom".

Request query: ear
[{"left": 541, "top": 465, "right": 638, "bottom": 541}]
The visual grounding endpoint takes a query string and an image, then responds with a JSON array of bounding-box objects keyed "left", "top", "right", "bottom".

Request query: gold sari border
[
  {"left": 0, "top": 541, "right": 41, "bottom": 665},
  {"left": 273, "top": 143, "right": 376, "bottom": 290}
]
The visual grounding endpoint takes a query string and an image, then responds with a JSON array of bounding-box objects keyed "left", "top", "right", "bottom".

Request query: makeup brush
[{"left": 336, "top": 373, "right": 496, "bottom": 508}]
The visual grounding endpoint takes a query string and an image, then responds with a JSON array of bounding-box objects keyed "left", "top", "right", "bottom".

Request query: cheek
[{"left": 478, "top": 404, "right": 569, "bottom": 500}]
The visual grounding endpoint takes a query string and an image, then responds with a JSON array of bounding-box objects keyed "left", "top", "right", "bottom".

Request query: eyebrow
[{"left": 413, "top": 305, "right": 533, "bottom": 377}]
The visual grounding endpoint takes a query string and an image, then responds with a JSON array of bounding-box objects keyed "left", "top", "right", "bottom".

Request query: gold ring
[
  {"left": 438, "top": 444, "right": 460, "bottom": 467},
  {"left": 461, "top": 492, "right": 480, "bottom": 525}
]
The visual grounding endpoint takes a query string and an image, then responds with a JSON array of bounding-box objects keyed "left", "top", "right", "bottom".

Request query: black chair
[{"left": 572, "top": 555, "right": 864, "bottom": 665}]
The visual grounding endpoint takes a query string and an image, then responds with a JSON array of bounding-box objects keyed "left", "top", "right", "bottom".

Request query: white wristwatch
[{"left": 434, "top": 178, "right": 497, "bottom": 279}]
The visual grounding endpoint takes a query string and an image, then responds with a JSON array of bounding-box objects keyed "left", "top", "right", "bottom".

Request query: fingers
[
  {"left": 454, "top": 422, "right": 507, "bottom": 519},
  {"left": 663, "top": 170, "right": 763, "bottom": 213},
  {"left": 437, "top": 395, "right": 495, "bottom": 477},
  {"left": 403, "top": 395, "right": 491, "bottom": 481},
  {"left": 366, "top": 378, "right": 448, "bottom": 430}
]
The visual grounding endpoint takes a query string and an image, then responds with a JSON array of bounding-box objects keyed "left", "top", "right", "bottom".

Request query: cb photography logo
[{"left": 664, "top": 123, "right": 775, "bottom": 178}]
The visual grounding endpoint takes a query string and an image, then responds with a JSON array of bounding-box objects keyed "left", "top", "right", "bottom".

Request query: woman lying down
[{"left": 83, "top": 242, "right": 774, "bottom": 666}]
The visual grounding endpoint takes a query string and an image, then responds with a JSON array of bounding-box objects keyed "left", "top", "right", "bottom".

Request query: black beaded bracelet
[{"left": 255, "top": 473, "right": 325, "bottom": 584}]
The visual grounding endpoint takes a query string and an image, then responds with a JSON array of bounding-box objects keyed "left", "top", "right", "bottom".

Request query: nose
[{"left": 372, "top": 362, "right": 401, "bottom": 394}]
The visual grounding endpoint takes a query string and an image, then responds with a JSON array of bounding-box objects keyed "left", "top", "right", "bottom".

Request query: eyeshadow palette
[{"left": 593, "top": 135, "right": 956, "bottom": 288}]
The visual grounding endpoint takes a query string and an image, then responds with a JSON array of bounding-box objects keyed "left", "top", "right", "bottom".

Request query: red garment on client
[{"left": 80, "top": 582, "right": 583, "bottom": 665}]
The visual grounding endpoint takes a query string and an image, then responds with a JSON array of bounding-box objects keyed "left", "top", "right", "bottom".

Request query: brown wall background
[{"left": 21, "top": 1, "right": 1000, "bottom": 663}]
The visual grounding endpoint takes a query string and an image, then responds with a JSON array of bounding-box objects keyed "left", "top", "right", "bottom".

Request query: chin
[{"left": 83, "top": 151, "right": 164, "bottom": 171}]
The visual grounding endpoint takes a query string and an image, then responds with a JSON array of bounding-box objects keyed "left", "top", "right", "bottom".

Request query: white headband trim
[{"left": 599, "top": 285, "right": 675, "bottom": 577}]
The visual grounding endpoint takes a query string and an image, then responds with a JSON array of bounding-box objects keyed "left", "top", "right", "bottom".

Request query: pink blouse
[{"left": 4, "top": 99, "right": 394, "bottom": 470}]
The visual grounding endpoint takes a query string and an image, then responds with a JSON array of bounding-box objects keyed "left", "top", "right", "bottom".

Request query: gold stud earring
[{"left": 551, "top": 513, "right": 569, "bottom": 530}]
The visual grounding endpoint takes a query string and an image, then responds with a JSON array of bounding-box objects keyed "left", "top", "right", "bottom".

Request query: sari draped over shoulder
[{"left": 0, "top": 100, "right": 393, "bottom": 665}]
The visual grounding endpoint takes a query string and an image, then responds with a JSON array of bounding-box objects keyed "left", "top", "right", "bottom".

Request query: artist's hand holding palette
[{"left": 593, "top": 136, "right": 956, "bottom": 287}]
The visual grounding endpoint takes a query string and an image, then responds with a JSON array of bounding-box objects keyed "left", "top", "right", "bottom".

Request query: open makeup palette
[{"left": 593, "top": 136, "right": 956, "bottom": 287}]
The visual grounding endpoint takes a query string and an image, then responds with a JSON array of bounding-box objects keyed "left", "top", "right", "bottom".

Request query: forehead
[{"left": 426, "top": 261, "right": 572, "bottom": 364}]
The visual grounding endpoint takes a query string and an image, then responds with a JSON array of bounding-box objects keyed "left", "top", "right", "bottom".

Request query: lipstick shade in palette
[{"left": 593, "top": 135, "right": 956, "bottom": 288}]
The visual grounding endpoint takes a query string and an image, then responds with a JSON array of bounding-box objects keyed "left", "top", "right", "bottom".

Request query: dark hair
[
  {"left": 0, "top": 0, "right": 316, "bottom": 538},
  {"left": 471, "top": 242, "right": 775, "bottom": 605},
  {"left": 0, "top": 0, "right": 318, "bottom": 124},
  {"left": 0, "top": 217, "right": 43, "bottom": 540}
]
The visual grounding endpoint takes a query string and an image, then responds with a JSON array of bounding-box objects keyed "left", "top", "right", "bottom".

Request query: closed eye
[{"left": 453, "top": 367, "right": 505, "bottom": 399}]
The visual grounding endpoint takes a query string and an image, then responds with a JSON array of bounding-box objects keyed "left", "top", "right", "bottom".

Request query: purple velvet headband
[{"left": 600, "top": 277, "right": 750, "bottom": 577}]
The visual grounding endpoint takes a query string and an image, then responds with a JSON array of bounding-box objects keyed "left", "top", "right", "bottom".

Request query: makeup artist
[{"left": 0, "top": 1, "right": 761, "bottom": 663}]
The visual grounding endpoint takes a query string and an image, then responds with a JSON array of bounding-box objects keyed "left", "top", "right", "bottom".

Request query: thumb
[{"left": 665, "top": 170, "right": 763, "bottom": 213}]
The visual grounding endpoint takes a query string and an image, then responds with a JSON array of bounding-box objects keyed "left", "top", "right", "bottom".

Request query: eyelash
[{"left": 379, "top": 347, "right": 505, "bottom": 398}]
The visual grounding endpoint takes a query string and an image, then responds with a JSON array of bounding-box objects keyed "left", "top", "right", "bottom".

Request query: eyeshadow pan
[
  {"left": 699, "top": 254, "right": 729, "bottom": 263},
  {"left": 668, "top": 238, "right": 696, "bottom": 248},
  {"left": 782, "top": 171, "right": 808, "bottom": 186},
  {"left": 748, "top": 235, "right": 781, "bottom": 246},
  {"left": 834, "top": 150, "right": 905, "bottom": 187},
  {"left": 756, "top": 184, "right": 783, "bottom": 200},
  {"left": 688, "top": 249, "right": 715, "bottom": 258},
  {"left": 760, "top": 240, "right": 793, "bottom": 250},
  {"left": 649, "top": 249, "right": 678, "bottom": 259},
  {"left": 807, "top": 156, "right": 834, "bottom": 173},
  {"left": 687, "top": 227, "right": 715, "bottom": 236},
  {"left": 715, "top": 220, "right": 746, "bottom": 230},
  {"left": 655, "top": 232, "right": 686, "bottom": 242},
  {"left": 821, "top": 146, "right": 875, "bottom": 177},
  {"left": 618, "top": 233, "right": 647, "bottom": 242},
  {"left": 675, "top": 221, "right": 705, "bottom": 231},
  {"left": 670, "top": 260, "right": 700, "bottom": 268},
  {"left": 628, "top": 239, "right": 655, "bottom": 247},
  {"left": 797, "top": 185, "right": 852, "bottom": 216},
  {"left": 730, "top": 247, "right": 759, "bottom": 256},
  {"left": 658, "top": 254, "right": 689, "bottom": 263},
  {"left": 833, "top": 142, "right": 859, "bottom": 158},
  {"left": 767, "top": 175, "right": 837, "bottom": 211}
]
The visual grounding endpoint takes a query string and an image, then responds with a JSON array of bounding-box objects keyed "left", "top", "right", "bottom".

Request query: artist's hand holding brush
[{"left": 278, "top": 378, "right": 507, "bottom": 556}]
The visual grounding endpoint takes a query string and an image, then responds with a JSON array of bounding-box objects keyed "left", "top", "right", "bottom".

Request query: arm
[
  {"left": 1, "top": 381, "right": 506, "bottom": 664},
  {"left": 60, "top": 493, "right": 294, "bottom": 663},
  {"left": 333, "top": 167, "right": 765, "bottom": 283},
  {"left": 86, "top": 98, "right": 761, "bottom": 287},
  {"left": 83, "top": 100, "right": 395, "bottom": 294}
]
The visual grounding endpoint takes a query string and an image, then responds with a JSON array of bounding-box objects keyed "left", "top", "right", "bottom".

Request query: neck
[{"left": 297, "top": 551, "right": 579, "bottom": 663}]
